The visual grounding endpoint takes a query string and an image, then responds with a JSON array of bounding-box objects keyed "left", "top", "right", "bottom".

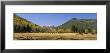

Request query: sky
[{"left": 15, "top": 13, "right": 97, "bottom": 27}]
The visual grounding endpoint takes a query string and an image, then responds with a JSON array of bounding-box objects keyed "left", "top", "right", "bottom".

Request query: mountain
[
  {"left": 14, "top": 14, "right": 97, "bottom": 33},
  {"left": 14, "top": 14, "right": 41, "bottom": 32},
  {"left": 58, "top": 18, "right": 97, "bottom": 33}
]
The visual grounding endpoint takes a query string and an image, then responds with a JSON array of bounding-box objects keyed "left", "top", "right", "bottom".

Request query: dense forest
[{"left": 14, "top": 14, "right": 97, "bottom": 34}]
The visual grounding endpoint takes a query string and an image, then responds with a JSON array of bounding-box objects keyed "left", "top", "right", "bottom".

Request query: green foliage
[
  {"left": 14, "top": 14, "right": 96, "bottom": 34},
  {"left": 57, "top": 29, "right": 64, "bottom": 33},
  {"left": 71, "top": 25, "right": 78, "bottom": 33},
  {"left": 64, "top": 29, "right": 71, "bottom": 33},
  {"left": 59, "top": 18, "right": 97, "bottom": 34}
]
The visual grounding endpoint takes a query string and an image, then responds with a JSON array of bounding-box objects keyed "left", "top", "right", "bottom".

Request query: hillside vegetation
[{"left": 14, "top": 14, "right": 97, "bottom": 34}]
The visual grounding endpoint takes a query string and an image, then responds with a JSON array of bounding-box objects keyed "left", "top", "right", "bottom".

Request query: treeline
[
  {"left": 14, "top": 24, "right": 96, "bottom": 34},
  {"left": 14, "top": 14, "right": 97, "bottom": 34}
]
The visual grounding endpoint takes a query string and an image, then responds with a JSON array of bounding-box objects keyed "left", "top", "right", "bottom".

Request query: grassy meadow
[{"left": 14, "top": 33, "right": 96, "bottom": 40}]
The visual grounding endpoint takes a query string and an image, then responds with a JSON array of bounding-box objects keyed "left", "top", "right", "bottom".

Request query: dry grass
[{"left": 14, "top": 33, "right": 96, "bottom": 40}]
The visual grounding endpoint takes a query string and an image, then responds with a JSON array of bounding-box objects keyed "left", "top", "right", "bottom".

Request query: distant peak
[{"left": 71, "top": 18, "right": 78, "bottom": 20}]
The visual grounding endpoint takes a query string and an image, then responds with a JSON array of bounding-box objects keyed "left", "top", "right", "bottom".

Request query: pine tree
[{"left": 27, "top": 24, "right": 32, "bottom": 32}]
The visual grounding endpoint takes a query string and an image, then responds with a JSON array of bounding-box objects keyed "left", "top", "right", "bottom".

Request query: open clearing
[{"left": 14, "top": 33, "right": 96, "bottom": 40}]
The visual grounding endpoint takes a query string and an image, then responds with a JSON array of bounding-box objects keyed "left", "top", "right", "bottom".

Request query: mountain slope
[
  {"left": 58, "top": 18, "right": 97, "bottom": 33},
  {"left": 14, "top": 14, "right": 97, "bottom": 33},
  {"left": 14, "top": 14, "right": 41, "bottom": 32}
]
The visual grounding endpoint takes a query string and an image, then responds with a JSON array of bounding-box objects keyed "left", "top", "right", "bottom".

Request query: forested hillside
[
  {"left": 58, "top": 18, "right": 97, "bottom": 33},
  {"left": 14, "top": 14, "right": 97, "bottom": 34},
  {"left": 14, "top": 14, "right": 41, "bottom": 32}
]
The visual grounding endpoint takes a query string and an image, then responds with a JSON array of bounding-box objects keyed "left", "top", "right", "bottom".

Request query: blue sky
[{"left": 15, "top": 13, "right": 96, "bottom": 27}]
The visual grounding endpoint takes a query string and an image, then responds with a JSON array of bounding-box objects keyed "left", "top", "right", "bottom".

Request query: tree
[
  {"left": 84, "top": 29, "right": 89, "bottom": 34},
  {"left": 65, "top": 29, "right": 71, "bottom": 33},
  {"left": 17, "top": 25, "right": 21, "bottom": 32},
  {"left": 14, "top": 25, "right": 17, "bottom": 32},
  {"left": 91, "top": 29, "right": 96, "bottom": 34},
  {"left": 88, "top": 28, "right": 92, "bottom": 33},
  {"left": 41, "top": 26, "right": 48, "bottom": 33},
  {"left": 79, "top": 28, "right": 85, "bottom": 34},
  {"left": 71, "top": 25, "right": 78, "bottom": 33},
  {"left": 51, "top": 29, "right": 57, "bottom": 33},
  {"left": 23, "top": 26, "right": 27, "bottom": 32},
  {"left": 57, "top": 29, "right": 64, "bottom": 33},
  {"left": 27, "top": 24, "right": 32, "bottom": 32},
  {"left": 36, "top": 27, "right": 40, "bottom": 32}
]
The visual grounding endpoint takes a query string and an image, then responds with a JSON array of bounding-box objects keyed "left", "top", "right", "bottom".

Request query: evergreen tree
[{"left": 27, "top": 24, "right": 32, "bottom": 32}]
